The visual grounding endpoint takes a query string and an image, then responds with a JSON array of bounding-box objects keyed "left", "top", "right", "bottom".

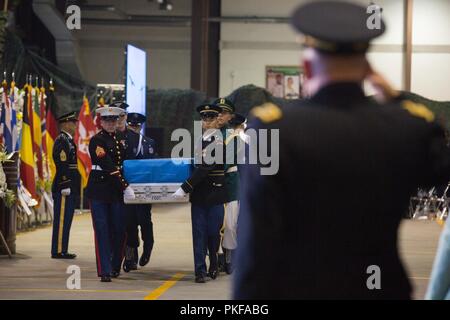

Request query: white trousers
[{"left": 222, "top": 200, "right": 239, "bottom": 250}]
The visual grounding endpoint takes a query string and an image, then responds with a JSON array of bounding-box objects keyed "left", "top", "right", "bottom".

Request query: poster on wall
[{"left": 266, "top": 66, "right": 304, "bottom": 99}]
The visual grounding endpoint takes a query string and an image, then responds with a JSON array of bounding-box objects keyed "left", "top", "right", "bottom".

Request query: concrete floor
[{"left": 0, "top": 203, "right": 443, "bottom": 300}]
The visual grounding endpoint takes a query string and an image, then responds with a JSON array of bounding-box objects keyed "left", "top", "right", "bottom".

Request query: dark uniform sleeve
[
  {"left": 422, "top": 122, "right": 450, "bottom": 188},
  {"left": 233, "top": 103, "right": 288, "bottom": 299},
  {"left": 147, "top": 138, "right": 157, "bottom": 159},
  {"left": 53, "top": 137, "right": 75, "bottom": 190},
  {"left": 233, "top": 116, "right": 288, "bottom": 299},
  {"left": 394, "top": 94, "right": 450, "bottom": 187},
  {"left": 89, "top": 136, "right": 129, "bottom": 190}
]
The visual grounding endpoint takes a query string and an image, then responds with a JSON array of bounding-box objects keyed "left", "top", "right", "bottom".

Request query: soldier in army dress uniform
[
  {"left": 172, "top": 104, "right": 228, "bottom": 283},
  {"left": 220, "top": 113, "right": 247, "bottom": 274},
  {"left": 51, "top": 111, "right": 80, "bottom": 259},
  {"left": 213, "top": 98, "right": 240, "bottom": 274}
]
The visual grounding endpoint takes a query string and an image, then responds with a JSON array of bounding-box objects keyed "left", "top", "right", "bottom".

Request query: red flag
[{"left": 75, "top": 96, "right": 97, "bottom": 187}]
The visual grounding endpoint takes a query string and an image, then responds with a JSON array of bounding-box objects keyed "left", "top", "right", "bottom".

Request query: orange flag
[{"left": 75, "top": 96, "right": 97, "bottom": 187}]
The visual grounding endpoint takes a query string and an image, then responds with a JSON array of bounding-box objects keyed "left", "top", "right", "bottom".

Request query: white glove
[
  {"left": 61, "top": 188, "right": 71, "bottom": 196},
  {"left": 124, "top": 186, "right": 136, "bottom": 200},
  {"left": 172, "top": 187, "right": 187, "bottom": 199}
]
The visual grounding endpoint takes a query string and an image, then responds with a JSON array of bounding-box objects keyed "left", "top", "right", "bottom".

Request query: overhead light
[{"left": 158, "top": 0, "right": 173, "bottom": 11}]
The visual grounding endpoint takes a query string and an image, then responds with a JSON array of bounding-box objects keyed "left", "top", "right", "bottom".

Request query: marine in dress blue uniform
[
  {"left": 86, "top": 106, "right": 136, "bottom": 282},
  {"left": 51, "top": 111, "right": 80, "bottom": 259},
  {"left": 173, "top": 104, "right": 228, "bottom": 283},
  {"left": 234, "top": 1, "right": 450, "bottom": 299},
  {"left": 122, "top": 112, "right": 157, "bottom": 272}
]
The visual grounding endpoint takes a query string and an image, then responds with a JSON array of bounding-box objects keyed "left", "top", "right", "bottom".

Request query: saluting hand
[{"left": 366, "top": 66, "right": 399, "bottom": 103}]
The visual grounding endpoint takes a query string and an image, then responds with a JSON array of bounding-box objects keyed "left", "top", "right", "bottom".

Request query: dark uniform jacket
[
  {"left": 86, "top": 129, "right": 128, "bottom": 203},
  {"left": 234, "top": 82, "right": 450, "bottom": 300},
  {"left": 52, "top": 131, "right": 81, "bottom": 194},
  {"left": 224, "top": 128, "right": 245, "bottom": 202},
  {"left": 181, "top": 129, "right": 228, "bottom": 206},
  {"left": 118, "top": 128, "right": 156, "bottom": 160}
]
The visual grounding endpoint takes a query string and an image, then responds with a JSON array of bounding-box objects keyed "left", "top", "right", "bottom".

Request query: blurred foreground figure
[
  {"left": 426, "top": 218, "right": 450, "bottom": 300},
  {"left": 234, "top": 1, "right": 450, "bottom": 299}
]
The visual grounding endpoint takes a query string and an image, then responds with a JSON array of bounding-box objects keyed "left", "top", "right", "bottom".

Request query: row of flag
[{"left": 0, "top": 78, "right": 99, "bottom": 204}]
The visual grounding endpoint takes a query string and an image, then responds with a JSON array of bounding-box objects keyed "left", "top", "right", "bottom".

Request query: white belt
[
  {"left": 91, "top": 165, "right": 103, "bottom": 171},
  {"left": 226, "top": 166, "right": 238, "bottom": 174}
]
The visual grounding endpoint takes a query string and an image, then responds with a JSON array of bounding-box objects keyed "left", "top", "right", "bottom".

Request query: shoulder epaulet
[
  {"left": 402, "top": 100, "right": 435, "bottom": 123},
  {"left": 251, "top": 103, "right": 282, "bottom": 123}
]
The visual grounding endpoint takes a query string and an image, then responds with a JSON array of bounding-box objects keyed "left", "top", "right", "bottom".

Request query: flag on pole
[
  {"left": 46, "top": 83, "right": 59, "bottom": 182},
  {"left": 19, "top": 84, "right": 37, "bottom": 200},
  {"left": 0, "top": 79, "right": 18, "bottom": 153},
  {"left": 0, "top": 79, "right": 7, "bottom": 146},
  {"left": 9, "top": 80, "right": 19, "bottom": 152},
  {"left": 40, "top": 85, "right": 48, "bottom": 179},
  {"left": 75, "top": 96, "right": 96, "bottom": 188},
  {"left": 93, "top": 95, "right": 105, "bottom": 131}
]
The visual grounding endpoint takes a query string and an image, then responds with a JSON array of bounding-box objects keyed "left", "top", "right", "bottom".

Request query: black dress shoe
[
  {"left": 208, "top": 269, "right": 218, "bottom": 280},
  {"left": 51, "top": 253, "right": 77, "bottom": 259},
  {"left": 111, "top": 270, "right": 120, "bottom": 278},
  {"left": 100, "top": 275, "right": 111, "bottom": 282},
  {"left": 139, "top": 251, "right": 151, "bottom": 267},
  {"left": 123, "top": 260, "right": 137, "bottom": 273},
  {"left": 195, "top": 275, "right": 206, "bottom": 283}
]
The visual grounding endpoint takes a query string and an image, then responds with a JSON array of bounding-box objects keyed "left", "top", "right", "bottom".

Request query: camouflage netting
[
  {"left": 1, "top": 31, "right": 97, "bottom": 116},
  {"left": 155, "top": 86, "right": 450, "bottom": 156}
]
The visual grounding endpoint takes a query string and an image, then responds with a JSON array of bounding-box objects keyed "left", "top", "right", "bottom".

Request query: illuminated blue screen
[{"left": 126, "top": 44, "right": 147, "bottom": 117}]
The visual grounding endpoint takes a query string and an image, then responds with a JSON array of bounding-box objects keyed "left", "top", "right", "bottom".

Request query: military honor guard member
[
  {"left": 234, "top": 1, "right": 450, "bottom": 299},
  {"left": 213, "top": 98, "right": 238, "bottom": 273},
  {"left": 122, "top": 112, "right": 157, "bottom": 273},
  {"left": 173, "top": 104, "right": 228, "bottom": 283},
  {"left": 86, "top": 105, "right": 136, "bottom": 282},
  {"left": 51, "top": 111, "right": 80, "bottom": 259},
  {"left": 221, "top": 113, "right": 247, "bottom": 274}
]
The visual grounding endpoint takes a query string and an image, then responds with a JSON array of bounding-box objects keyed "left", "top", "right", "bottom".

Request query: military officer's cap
[
  {"left": 291, "top": 1, "right": 386, "bottom": 54},
  {"left": 196, "top": 103, "right": 221, "bottom": 118},
  {"left": 127, "top": 112, "right": 146, "bottom": 126},
  {"left": 109, "top": 101, "right": 129, "bottom": 110},
  {"left": 213, "top": 98, "right": 235, "bottom": 113},
  {"left": 229, "top": 113, "right": 246, "bottom": 126},
  {"left": 96, "top": 106, "right": 123, "bottom": 120},
  {"left": 58, "top": 111, "right": 78, "bottom": 123}
]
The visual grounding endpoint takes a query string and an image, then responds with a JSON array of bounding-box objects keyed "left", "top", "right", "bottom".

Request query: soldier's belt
[
  {"left": 91, "top": 165, "right": 103, "bottom": 171},
  {"left": 226, "top": 166, "right": 238, "bottom": 174}
]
